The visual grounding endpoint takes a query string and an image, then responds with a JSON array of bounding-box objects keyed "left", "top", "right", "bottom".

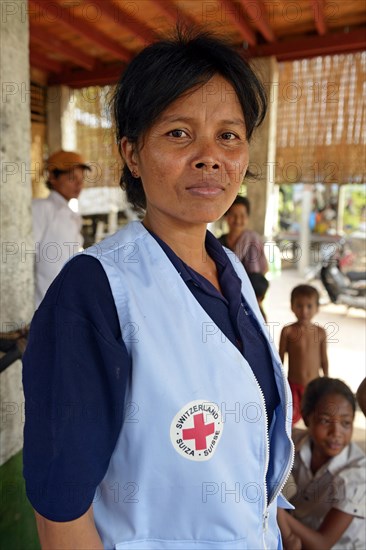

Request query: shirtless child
[{"left": 279, "top": 285, "right": 328, "bottom": 424}]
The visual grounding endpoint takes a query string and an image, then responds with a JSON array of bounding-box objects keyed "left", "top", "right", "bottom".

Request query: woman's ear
[{"left": 120, "top": 137, "right": 140, "bottom": 178}]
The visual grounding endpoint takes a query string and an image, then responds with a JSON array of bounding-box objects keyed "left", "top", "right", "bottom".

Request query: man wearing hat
[{"left": 32, "top": 150, "right": 91, "bottom": 308}]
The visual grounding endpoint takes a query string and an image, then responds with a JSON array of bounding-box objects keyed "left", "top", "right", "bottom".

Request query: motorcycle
[{"left": 320, "top": 257, "right": 366, "bottom": 310}]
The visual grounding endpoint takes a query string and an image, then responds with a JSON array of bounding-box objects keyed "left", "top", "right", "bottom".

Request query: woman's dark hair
[
  {"left": 301, "top": 377, "right": 356, "bottom": 422},
  {"left": 112, "top": 27, "right": 267, "bottom": 209}
]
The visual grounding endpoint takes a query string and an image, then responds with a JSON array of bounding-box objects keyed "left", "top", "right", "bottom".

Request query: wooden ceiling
[{"left": 29, "top": 0, "right": 366, "bottom": 88}]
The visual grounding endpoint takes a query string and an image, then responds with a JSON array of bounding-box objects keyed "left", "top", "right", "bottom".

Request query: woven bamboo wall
[
  {"left": 30, "top": 68, "right": 48, "bottom": 197},
  {"left": 73, "top": 52, "right": 365, "bottom": 188},
  {"left": 74, "top": 86, "right": 120, "bottom": 188},
  {"left": 276, "top": 51, "right": 365, "bottom": 184}
]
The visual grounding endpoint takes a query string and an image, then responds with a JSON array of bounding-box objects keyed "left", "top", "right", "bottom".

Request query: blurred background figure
[
  {"left": 279, "top": 285, "right": 329, "bottom": 425},
  {"left": 356, "top": 377, "right": 366, "bottom": 416},
  {"left": 219, "top": 196, "right": 268, "bottom": 274},
  {"left": 247, "top": 272, "right": 269, "bottom": 321},
  {"left": 278, "top": 378, "right": 365, "bottom": 550},
  {"left": 32, "top": 150, "right": 90, "bottom": 308}
]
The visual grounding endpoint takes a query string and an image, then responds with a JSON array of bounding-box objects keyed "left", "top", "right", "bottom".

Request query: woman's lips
[{"left": 186, "top": 183, "right": 225, "bottom": 196}]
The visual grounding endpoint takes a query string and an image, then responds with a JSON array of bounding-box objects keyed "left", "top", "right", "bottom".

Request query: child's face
[
  {"left": 306, "top": 393, "right": 354, "bottom": 462},
  {"left": 291, "top": 295, "right": 318, "bottom": 324}
]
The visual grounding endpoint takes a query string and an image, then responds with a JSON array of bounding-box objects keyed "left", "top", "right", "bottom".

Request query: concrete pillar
[
  {"left": 0, "top": 0, "right": 33, "bottom": 464},
  {"left": 246, "top": 57, "right": 279, "bottom": 239},
  {"left": 47, "top": 85, "right": 76, "bottom": 153}
]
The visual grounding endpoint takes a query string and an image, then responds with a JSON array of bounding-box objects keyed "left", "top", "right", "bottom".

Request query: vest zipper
[
  {"left": 250, "top": 356, "right": 295, "bottom": 549},
  {"left": 268, "top": 360, "right": 295, "bottom": 507},
  {"left": 263, "top": 512, "right": 269, "bottom": 550},
  {"left": 248, "top": 370, "right": 270, "bottom": 546},
  {"left": 241, "top": 300, "right": 271, "bottom": 546}
]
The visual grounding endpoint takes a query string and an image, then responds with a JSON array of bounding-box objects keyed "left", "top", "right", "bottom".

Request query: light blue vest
[{"left": 86, "top": 222, "right": 294, "bottom": 550}]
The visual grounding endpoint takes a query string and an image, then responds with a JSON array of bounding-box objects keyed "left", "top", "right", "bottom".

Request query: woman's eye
[
  {"left": 168, "top": 129, "right": 187, "bottom": 138},
  {"left": 221, "top": 132, "right": 237, "bottom": 141},
  {"left": 319, "top": 417, "right": 330, "bottom": 425}
]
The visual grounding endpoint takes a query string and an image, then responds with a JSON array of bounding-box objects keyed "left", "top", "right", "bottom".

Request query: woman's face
[
  {"left": 226, "top": 203, "right": 249, "bottom": 234},
  {"left": 122, "top": 74, "right": 249, "bottom": 230}
]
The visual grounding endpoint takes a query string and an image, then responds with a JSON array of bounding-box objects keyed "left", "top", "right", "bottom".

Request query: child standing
[
  {"left": 278, "top": 378, "right": 366, "bottom": 549},
  {"left": 279, "top": 284, "right": 328, "bottom": 424}
]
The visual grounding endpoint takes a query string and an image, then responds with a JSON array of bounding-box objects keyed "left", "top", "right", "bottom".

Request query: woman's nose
[
  {"left": 191, "top": 139, "right": 221, "bottom": 171},
  {"left": 195, "top": 160, "right": 220, "bottom": 170}
]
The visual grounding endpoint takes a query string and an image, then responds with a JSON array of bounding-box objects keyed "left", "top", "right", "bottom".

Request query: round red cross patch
[{"left": 170, "top": 400, "right": 224, "bottom": 461}]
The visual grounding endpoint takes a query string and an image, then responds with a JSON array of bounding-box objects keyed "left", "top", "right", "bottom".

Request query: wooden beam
[
  {"left": 311, "top": 0, "right": 328, "bottom": 35},
  {"left": 29, "top": 0, "right": 133, "bottom": 61},
  {"left": 30, "top": 24, "right": 96, "bottom": 70},
  {"left": 89, "top": 0, "right": 158, "bottom": 44},
  {"left": 30, "top": 50, "right": 63, "bottom": 74},
  {"left": 48, "top": 62, "right": 126, "bottom": 88},
  {"left": 239, "top": 0, "right": 275, "bottom": 42},
  {"left": 46, "top": 28, "right": 366, "bottom": 87},
  {"left": 242, "top": 28, "right": 366, "bottom": 61},
  {"left": 151, "top": 0, "right": 198, "bottom": 28},
  {"left": 220, "top": 0, "right": 256, "bottom": 46}
]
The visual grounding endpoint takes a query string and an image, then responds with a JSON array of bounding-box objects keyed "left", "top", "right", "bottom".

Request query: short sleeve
[
  {"left": 23, "top": 255, "right": 131, "bottom": 521},
  {"left": 332, "top": 466, "right": 366, "bottom": 518}
]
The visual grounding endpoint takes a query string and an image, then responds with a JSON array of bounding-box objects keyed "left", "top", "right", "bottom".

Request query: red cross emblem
[{"left": 182, "top": 413, "right": 215, "bottom": 450}]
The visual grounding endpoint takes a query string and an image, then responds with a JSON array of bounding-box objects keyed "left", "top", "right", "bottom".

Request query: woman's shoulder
[
  {"left": 41, "top": 254, "right": 111, "bottom": 311},
  {"left": 33, "top": 253, "right": 121, "bottom": 341},
  {"left": 56, "top": 253, "right": 106, "bottom": 287}
]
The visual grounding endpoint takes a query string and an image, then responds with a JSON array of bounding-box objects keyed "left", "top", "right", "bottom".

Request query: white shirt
[
  {"left": 290, "top": 429, "right": 366, "bottom": 549},
  {"left": 32, "top": 191, "right": 83, "bottom": 307}
]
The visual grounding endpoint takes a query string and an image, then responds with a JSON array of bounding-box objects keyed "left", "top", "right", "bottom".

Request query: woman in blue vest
[{"left": 23, "top": 28, "right": 295, "bottom": 549}]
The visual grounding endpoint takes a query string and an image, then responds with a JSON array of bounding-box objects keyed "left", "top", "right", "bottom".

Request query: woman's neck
[
  {"left": 143, "top": 216, "right": 221, "bottom": 292},
  {"left": 143, "top": 215, "right": 207, "bottom": 264}
]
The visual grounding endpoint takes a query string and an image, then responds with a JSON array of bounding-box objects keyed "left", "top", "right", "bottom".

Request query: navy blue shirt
[{"left": 23, "top": 230, "right": 279, "bottom": 521}]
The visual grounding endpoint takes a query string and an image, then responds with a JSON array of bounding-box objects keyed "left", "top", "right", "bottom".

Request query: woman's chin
[{"left": 190, "top": 205, "right": 231, "bottom": 225}]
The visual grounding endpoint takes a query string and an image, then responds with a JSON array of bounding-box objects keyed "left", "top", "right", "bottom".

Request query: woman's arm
[
  {"left": 23, "top": 257, "right": 129, "bottom": 542},
  {"left": 284, "top": 507, "right": 354, "bottom": 550},
  {"left": 35, "top": 505, "right": 103, "bottom": 549}
]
